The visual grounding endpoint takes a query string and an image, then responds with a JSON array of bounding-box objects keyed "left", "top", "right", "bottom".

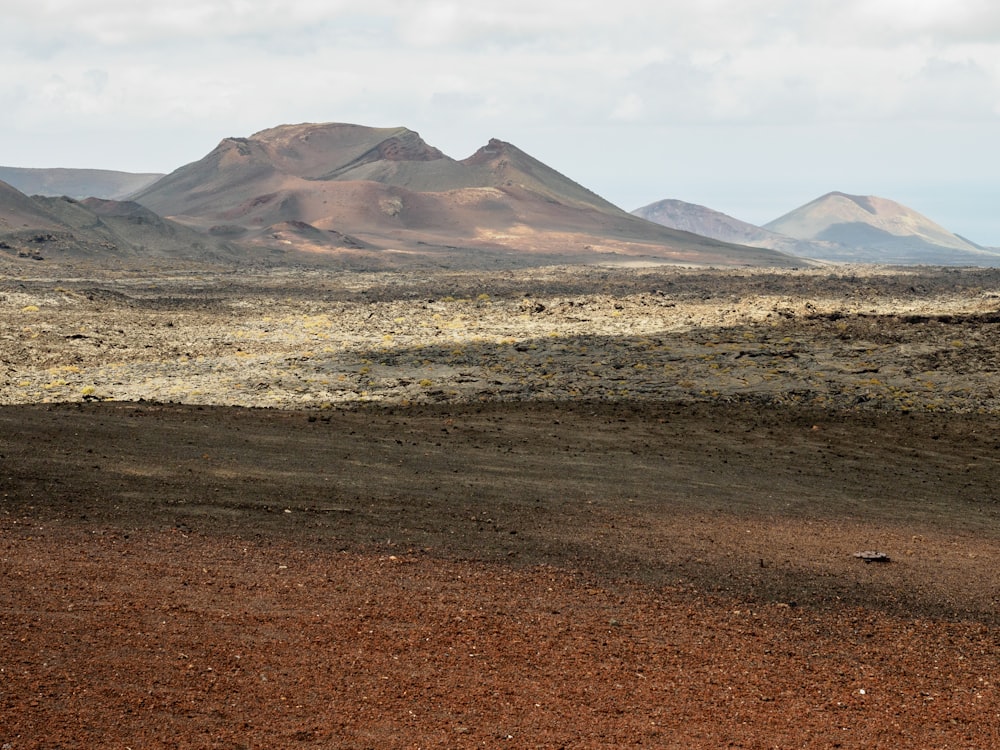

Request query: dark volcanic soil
[{"left": 2, "top": 399, "right": 999, "bottom": 748}]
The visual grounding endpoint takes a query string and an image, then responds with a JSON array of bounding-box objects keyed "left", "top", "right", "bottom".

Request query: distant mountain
[
  {"left": 0, "top": 167, "right": 163, "bottom": 201},
  {"left": 764, "top": 192, "right": 1000, "bottom": 266},
  {"left": 632, "top": 199, "right": 821, "bottom": 258},
  {"left": 0, "top": 179, "right": 66, "bottom": 233},
  {"left": 0, "top": 179, "right": 236, "bottom": 265},
  {"left": 134, "top": 122, "right": 800, "bottom": 268},
  {"left": 635, "top": 193, "right": 1000, "bottom": 266}
]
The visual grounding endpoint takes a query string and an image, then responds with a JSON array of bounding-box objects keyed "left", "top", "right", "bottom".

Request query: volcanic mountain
[
  {"left": 764, "top": 192, "right": 1000, "bottom": 265},
  {"left": 0, "top": 179, "right": 64, "bottom": 231},
  {"left": 133, "top": 122, "right": 799, "bottom": 267},
  {"left": 0, "top": 166, "right": 163, "bottom": 201},
  {"left": 634, "top": 193, "right": 1000, "bottom": 266},
  {"left": 0, "top": 179, "right": 237, "bottom": 265},
  {"left": 632, "top": 199, "right": 820, "bottom": 258}
]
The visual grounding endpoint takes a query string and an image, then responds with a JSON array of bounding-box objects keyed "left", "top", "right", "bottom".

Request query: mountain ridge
[
  {"left": 133, "top": 121, "right": 798, "bottom": 267},
  {"left": 632, "top": 199, "right": 814, "bottom": 256},
  {"left": 636, "top": 192, "right": 1000, "bottom": 266},
  {"left": 0, "top": 166, "right": 163, "bottom": 201},
  {"left": 765, "top": 192, "right": 977, "bottom": 252},
  {"left": 0, "top": 179, "right": 239, "bottom": 265}
]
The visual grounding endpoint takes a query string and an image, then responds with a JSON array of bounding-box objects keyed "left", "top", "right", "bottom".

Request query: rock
[{"left": 853, "top": 551, "right": 891, "bottom": 563}]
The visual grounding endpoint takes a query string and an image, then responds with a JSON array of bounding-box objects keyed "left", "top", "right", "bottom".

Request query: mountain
[
  {"left": 0, "top": 167, "right": 163, "bottom": 201},
  {"left": 764, "top": 192, "right": 1000, "bottom": 265},
  {"left": 0, "top": 179, "right": 237, "bottom": 265},
  {"left": 134, "top": 122, "right": 800, "bottom": 268},
  {"left": 632, "top": 199, "right": 820, "bottom": 258},
  {"left": 634, "top": 193, "right": 1000, "bottom": 266},
  {"left": 0, "top": 179, "right": 66, "bottom": 232}
]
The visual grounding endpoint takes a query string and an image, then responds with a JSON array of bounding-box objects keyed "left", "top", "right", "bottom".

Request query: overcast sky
[{"left": 4, "top": 1, "right": 999, "bottom": 243}]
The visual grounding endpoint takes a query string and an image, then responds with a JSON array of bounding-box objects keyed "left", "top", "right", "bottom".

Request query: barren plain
[
  {"left": 3, "top": 265, "right": 999, "bottom": 412},
  {"left": 2, "top": 264, "right": 1000, "bottom": 748}
]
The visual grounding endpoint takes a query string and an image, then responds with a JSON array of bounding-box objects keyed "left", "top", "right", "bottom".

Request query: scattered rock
[{"left": 853, "top": 551, "right": 891, "bottom": 563}]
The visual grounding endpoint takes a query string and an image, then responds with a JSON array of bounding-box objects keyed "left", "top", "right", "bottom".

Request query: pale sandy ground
[{"left": 2, "top": 265, "right": 998, "bottom": 413}]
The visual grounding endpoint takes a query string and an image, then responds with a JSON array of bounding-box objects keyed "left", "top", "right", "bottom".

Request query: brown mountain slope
[
  {"left": 135, "top": 122, "right": 801, "bottom": 268},
  {"left": 0, "top": 179, "right": 240, "bottom": 266},
  {"left": 0, "top": 179, "right": 65, "bottom": 231},
  {"left": 460, "top": 138, "right": 623, "bottom": 213},
  {"left": 0, "top": 180, "right": 88, "bottom": 261}
]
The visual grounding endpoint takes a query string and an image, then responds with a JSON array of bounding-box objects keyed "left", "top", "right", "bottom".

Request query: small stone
[{"left": 853, "top": 551, "right": 891, "bottom": 563}]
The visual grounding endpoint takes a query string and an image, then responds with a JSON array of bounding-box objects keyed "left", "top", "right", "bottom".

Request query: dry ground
[
  {"left": 3, "top": 266, "right": 999, "bottom": 411},
  {"left": 1, "top": 265, "right": 999, "bottom": 748}
]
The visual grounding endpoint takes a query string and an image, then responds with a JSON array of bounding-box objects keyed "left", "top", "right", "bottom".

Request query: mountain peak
[
  {"left": 249, "top": 121, "right": 394, "bottom": 142},
  {"left": 632, "top": 198, "right": 813, "bottom": 256},
  {"left": 818, "top": 191, "right": 879, "bottom": 215},
  {"left": 249, "top": 122, "right": 445, "bottom": 164},
  {"left": 128, "top": 121, "right": 802, "bottom": 267},
  {"left": 462, "top": 138, "right": 519, "bottom": 166},
  {"left": 765, "top": 191, "right": 993, "bottom": 263}
]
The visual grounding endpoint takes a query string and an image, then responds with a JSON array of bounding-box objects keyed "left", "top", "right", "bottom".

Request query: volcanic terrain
[
  {"left": 132, "top": 122, "right": 799, "bottom": 267},
  {"left": 0, "top": 180, "right": 240, "bottom": 265},
  {"left": 3, "top": 118, "right": 1000, "bottom": 748},
  {"left": 636, "top": 193, "right": 1000, "bottom": 266},
  {"left": 765, "top": 192, "right": 1000, "bottom": 265},
  {"left": 632, "top": 198, "right": 818, "bottom": 257},
  {"left": 3, "top": 263, "right": 1000, "bottom": 748}
]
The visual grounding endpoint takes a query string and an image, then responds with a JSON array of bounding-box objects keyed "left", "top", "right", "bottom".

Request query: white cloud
[
  {"left": 611, "top": 93, "right": 645, "bottom": 122},
  {"left": 4, "top": 1, "right": 998, "bottom": 133},
  {"left": 846, "top": 0, "right": 1000, "bottom": 43},
  {"left": 1, "top": 0, "right": 998, "bottom": 242},
  {"left": 899, "top": 57, "right": 1000, "bottom": 119}
]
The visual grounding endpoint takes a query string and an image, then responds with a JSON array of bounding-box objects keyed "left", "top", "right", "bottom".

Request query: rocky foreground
[
  {"left": 2, "top": 264, "right": 999, "bottom": 748},
  {"left": 2, "top": 265, "right": 999, "bottom": 413}
]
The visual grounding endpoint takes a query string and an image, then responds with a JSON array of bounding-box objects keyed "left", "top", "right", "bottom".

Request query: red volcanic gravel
[{"left": 3, "top": 524, "right": 998, "bottom": 749}]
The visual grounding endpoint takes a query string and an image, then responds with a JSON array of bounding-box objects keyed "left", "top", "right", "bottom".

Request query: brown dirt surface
[{"left": 2, "top": 266, "right": 1000, "bottom": 748}]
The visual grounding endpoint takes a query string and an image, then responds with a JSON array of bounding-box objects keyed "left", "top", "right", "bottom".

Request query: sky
[{"left": 4, "top": 0, "right": 999, "bottom": 244}]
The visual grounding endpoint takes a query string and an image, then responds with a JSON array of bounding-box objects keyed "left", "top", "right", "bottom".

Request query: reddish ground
[{"left": 2, "top": 401, "right": 999, "bottom": 748}]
